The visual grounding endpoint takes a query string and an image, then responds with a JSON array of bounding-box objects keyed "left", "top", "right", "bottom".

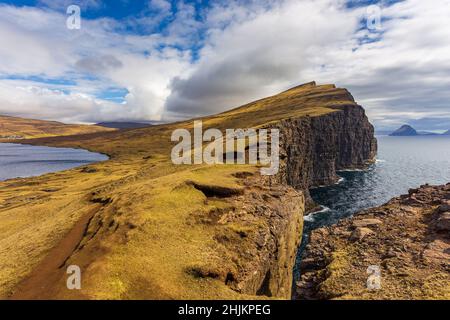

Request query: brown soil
[{"left": 9, "top": 206, "right": 101, "bottom": 300}]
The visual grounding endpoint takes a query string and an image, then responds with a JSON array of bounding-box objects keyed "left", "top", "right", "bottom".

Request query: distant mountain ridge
[
  {"left": 96, "top": 122, "right": 152, "bottom": 129},
  {"left": 0, "top": 115, "right": 115, "bottom": 139}
]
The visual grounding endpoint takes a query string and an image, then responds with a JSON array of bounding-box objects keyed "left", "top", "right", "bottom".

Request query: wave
[
  {"left": 338, "top": 168, "right": 364, "bottom": 172},
  {"left": 304, "top": 206, "right": 330, "bottom": 222},
  {"left": 311, "top": 176, "right": 345, "bottom": 189}
]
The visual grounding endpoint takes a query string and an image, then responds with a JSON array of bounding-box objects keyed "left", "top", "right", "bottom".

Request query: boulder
[
  {"left": 422, "top": 240, "right": 450, "bottom": 264},
  {"left": 435, "top": 212, "right": 450, "bottom": 231},
  {"left": 438, "top": 202, "right": 450, "bottom": 213}
]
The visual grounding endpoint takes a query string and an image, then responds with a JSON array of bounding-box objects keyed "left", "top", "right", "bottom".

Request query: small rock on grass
[
  {"left": 350, "top": 227, "right": 375, "bottom": 241},
  {"left": 352, "top": 218, "right": 382, "bottom": 228},
  {"left": 435, "top": 212, "right": 450, "bottom": 231}
]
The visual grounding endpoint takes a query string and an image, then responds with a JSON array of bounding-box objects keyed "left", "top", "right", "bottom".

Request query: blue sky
[
  {"left": 1, "top": 0, "right": 150, "bottom": 18},
  {"left": 0, "top": 0, "right": 215, "bottom": 107},
  {"left": 0, "top": 0, "right": 449, "bottom": 130}
]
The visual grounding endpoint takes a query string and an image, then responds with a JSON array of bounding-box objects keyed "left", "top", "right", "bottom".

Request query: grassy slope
[
  {"left": 0, "top": 83, "right": 357, "bottom": 299},
  {"left": 0, "top": 115, "right": 115, "bottom": 139}
]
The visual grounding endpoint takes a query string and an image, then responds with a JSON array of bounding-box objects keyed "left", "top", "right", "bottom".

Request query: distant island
[
  {"left": 390, "top": 125, "right": 418, "bottom": 136},
  {"left": 389, "top": 124, "right": 450, "bottom": 136}
]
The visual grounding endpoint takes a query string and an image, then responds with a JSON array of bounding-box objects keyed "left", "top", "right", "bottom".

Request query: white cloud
[
  {"left": 165, "top": 0, "right": 450, "bottom": 128},
  {"left": 149, "top": 0, "right": 172, "bottom": 13},
  {"left": 0, "top": 80, "right": 110, "bottom": 123},
  {"left": 0, "top": 3, "right": 191, "bottom": 123},
  {"left": 165, "top": 0, "right": 359, "bottom": 119},
  {"left": 0, "top": 0, "right": 449, "bottom": 129}
]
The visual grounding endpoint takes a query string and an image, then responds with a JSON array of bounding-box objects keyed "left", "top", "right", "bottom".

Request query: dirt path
[{"left": 9, "top": 206, "right": 100, "bottom": 300}]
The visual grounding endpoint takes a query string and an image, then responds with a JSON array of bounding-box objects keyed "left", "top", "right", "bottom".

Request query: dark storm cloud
[{"left": 75, "top": 55, "right": 124, "bottom": 75}]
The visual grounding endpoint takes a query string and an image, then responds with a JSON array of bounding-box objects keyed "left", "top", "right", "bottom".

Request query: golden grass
[
  {"left": 74, "top": 165, "right": 258, "bottom": 300},
  {"left": 0, "top": 115, "right": 114, "bottom": 139},
  {"left": 0, "top": 82, "right": 355, "bottom": 299}
]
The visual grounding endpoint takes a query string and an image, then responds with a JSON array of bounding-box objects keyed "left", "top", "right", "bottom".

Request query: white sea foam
[
  {"left": 338, "top": 168, "right": 364, "bottom": 172},
  {"left": 311, "top": 176, "right": 345, "bottom": 189},
  {"left": 336, "top": 177, "right": 345, "bottom": 184},
  {"left": 304, "top": 206, "right": 330, "bottom": 222}
]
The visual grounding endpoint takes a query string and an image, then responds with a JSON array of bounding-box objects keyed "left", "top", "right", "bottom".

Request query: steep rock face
[
  {"left": 273, "top": 104, "right": 377, "bottom": 206},
  {"left": 202, "top": 102, "right": 377, "bottom": 299},
  {"left": 245, "top": 103, "right": 377, "bottom": 297},
  {"left": 219, "top": 176, "right": 305, "bottom": 299}
]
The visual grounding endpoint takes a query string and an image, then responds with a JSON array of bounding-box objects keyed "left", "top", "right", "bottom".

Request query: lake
[
  {"left": 294, "top": 135, "right": 450, "bottom": 280},
  {"left": 0, "top": 143, "right": 108, "bottom": 182}
]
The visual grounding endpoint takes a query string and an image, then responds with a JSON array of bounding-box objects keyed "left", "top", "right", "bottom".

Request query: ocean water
[
  {"left": 0, "top": 143, "right": 108, "bottom": 182},
  {"left": 294, "top": 135, "right": 450, "bottom": 280}
]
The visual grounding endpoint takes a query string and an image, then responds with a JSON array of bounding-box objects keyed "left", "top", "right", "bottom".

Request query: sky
[{"left": 0, "top": 0, "right": 449, "bottom": 130}]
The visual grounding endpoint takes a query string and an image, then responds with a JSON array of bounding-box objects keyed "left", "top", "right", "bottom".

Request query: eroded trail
[{"left": 9, "top": 205, "right": 101, "bottom": 300}]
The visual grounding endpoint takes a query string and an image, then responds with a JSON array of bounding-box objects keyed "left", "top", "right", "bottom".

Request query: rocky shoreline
[{"left": 296, "top": 183, "right": 450, "bottom": 300}]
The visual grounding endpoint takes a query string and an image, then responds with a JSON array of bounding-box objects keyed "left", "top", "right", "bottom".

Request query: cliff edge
[{"left": 0, "top": 82, "right": 376, "bottom": 299}]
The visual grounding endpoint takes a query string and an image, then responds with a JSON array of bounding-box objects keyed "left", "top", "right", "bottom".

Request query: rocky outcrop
[
  {"left": 297, "top": 184, "right": 450, "bottom": 300},
  {"left": 8, "top": 170, "right": 306, "bottom": 300}
]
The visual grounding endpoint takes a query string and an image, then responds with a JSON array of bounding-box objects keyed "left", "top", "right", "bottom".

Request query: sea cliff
[{"left": 273, "top": 102, "right": 376, "bottom": 208}]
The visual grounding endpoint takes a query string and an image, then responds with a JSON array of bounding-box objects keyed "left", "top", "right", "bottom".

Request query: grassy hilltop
[
  {"left": 0, "top": 115, "right": 114, "bottom": 139},
  {"left": 0, "top": 82, "right": 357, "bottom": 299}
]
